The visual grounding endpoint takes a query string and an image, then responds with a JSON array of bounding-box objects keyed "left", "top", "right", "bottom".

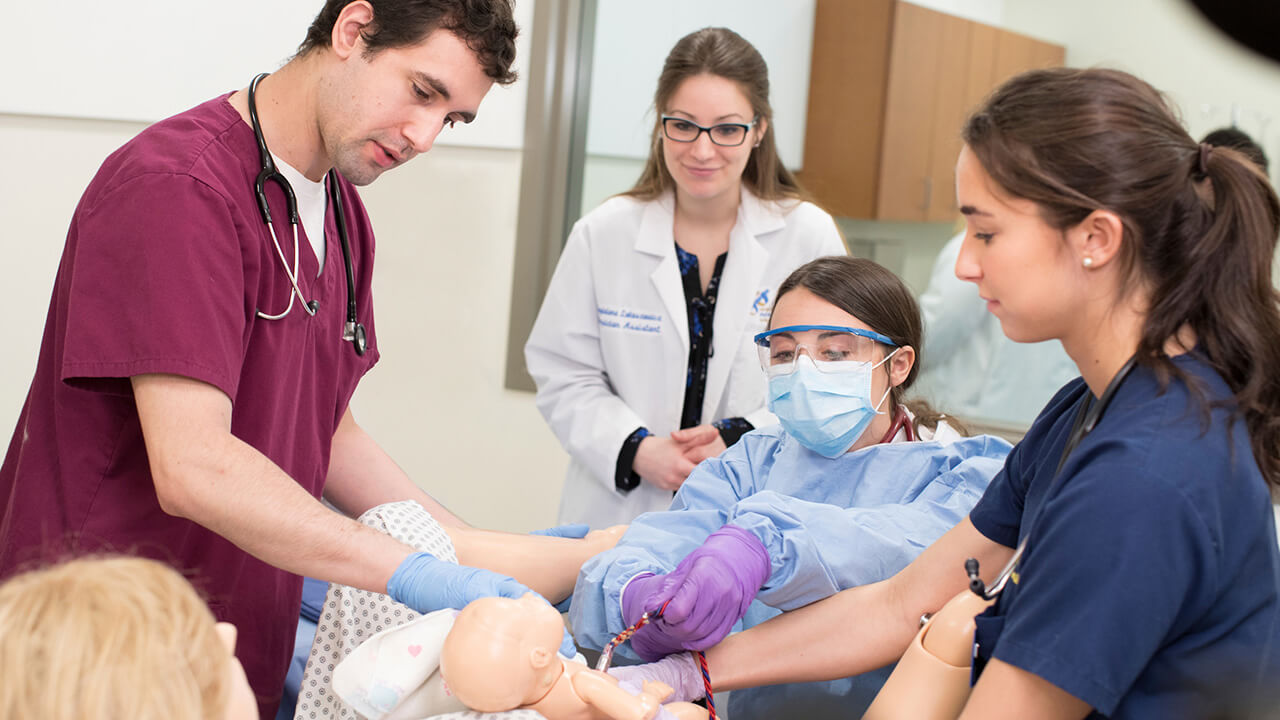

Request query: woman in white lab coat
[{"left": 525, "top": 27, "right": 845, "bottom": 528}]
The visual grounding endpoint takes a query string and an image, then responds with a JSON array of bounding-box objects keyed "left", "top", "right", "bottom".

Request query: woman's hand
[
  {"left": 608, "top": 653, "right": 706, "bottom": 703},
  {"left": 673, "top": 425, "right": 727, "bottom": 466},
  {"left": 634, "top": 427, "right": 726, "bottom": 491},
  {"left": 621, "top": 525, "right": 771, "bottom": 659},
  {"left": 633, "top": 436, "right": 699, "bottom": 491}
]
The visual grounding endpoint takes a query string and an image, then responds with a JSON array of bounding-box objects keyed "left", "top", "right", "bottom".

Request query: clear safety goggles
[{"left": 753, "top": 324, "right": 897, "bottom": 377}]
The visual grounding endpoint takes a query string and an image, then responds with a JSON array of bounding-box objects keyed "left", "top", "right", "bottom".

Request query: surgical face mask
[{"left": 767, "top": 351, "right": 897, "bottom": 458}]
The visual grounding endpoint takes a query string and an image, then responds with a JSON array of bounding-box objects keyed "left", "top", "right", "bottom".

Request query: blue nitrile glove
[
  {"left": 530, "top": 523, "right": 591, "bottom": 612},
  {"left": 530, "top": 523, "right": 591, "bottom": 539},
  {"left": 387, "top": 552, "right": 577, "bottom": 657},
  {"left": 621, "top": 524, "right": 771, "bottom": 660}
]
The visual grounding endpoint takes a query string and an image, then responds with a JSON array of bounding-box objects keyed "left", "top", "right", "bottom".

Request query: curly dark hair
[{"left": 297, "top": 0, "right": 517, "bottom": 85}]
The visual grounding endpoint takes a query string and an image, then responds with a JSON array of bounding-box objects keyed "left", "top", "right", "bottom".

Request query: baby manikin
[{"left": 334, "top": 594, "right": 706, "bottom": 720}]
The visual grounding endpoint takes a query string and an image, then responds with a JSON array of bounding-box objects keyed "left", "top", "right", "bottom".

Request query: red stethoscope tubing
[{"left": 878, "top": 405, "right": 916, "bottom": 444}]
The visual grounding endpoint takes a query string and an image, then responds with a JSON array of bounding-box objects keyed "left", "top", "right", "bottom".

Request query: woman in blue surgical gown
[{"left": 570, "top": 257, "right": 1012, "bottom": 719}]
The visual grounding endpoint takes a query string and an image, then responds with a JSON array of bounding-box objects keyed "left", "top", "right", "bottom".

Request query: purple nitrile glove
[
  {"left": 620, "top": 524, "right": 770, "bottom": 660},
  {"left": 609, "top": 653, "right": 706, "bottom": 703}
]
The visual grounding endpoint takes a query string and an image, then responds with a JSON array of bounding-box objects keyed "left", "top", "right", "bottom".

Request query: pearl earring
[{"left": 1082, "top": 256, "right": 1094, "bottom": 268}]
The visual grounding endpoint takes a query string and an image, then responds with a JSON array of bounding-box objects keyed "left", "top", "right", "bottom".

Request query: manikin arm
[
  {"left": 570, "top": 670, "right": 670, "bottom": 720},
  {"left": 447, "top": 525, "right": 625, "bottom": 603}
]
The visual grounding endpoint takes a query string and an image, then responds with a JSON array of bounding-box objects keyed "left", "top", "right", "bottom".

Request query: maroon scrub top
[{"left": 0, "top": 94, "right": 379, "bottom": 718}]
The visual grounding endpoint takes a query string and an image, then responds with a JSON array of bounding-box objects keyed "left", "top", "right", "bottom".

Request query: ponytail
[{"left": 1144, "top": 145, "right": 1280, "bottom": 486}]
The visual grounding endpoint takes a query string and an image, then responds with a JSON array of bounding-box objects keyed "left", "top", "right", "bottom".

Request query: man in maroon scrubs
[{"left": 0, "top": 2, "right": 530, "bottom": 717}]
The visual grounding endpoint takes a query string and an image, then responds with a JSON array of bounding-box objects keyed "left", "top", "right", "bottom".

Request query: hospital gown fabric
[{"left": 571, "top": 424, "right": 1010, "bottom": 718}]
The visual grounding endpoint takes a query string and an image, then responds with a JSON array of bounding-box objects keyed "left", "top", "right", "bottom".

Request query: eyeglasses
[
  {"left": 661, "top": 115, "right": 758, "bottom": 147},
  {"left": 754, "top": 325, "right": 897, "bottom": 376}
]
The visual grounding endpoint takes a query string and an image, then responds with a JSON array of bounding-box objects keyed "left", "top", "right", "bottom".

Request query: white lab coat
[{"left": 525, "top": 188, "right": 846, "bottom": 527}]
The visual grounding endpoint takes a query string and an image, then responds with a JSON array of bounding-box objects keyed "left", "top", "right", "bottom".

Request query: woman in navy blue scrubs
[{"left": 613, "top": 67, "right": 1280, "bottom": 720}]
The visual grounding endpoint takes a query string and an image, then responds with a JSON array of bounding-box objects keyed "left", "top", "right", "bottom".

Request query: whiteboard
[
  {"left": 585, "top": 1, "right": 816, "bottom": 167},
  {"left": 3, "top": 0, "right": 532, "bottom": 149}
]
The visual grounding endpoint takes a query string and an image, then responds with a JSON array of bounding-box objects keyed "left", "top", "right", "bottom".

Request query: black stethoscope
[
  {"left": 248, "top": 73, "right": 367, "bottom": 356},
  {"left": 966, "top": 355, "right": 1137, "bottom": 600}
]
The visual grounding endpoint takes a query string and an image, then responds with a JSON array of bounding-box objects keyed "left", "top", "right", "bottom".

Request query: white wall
[
  {"left": 1002, "top": 0, "right": 1280, "bottom": 183},
  {"left": 4, "top": 0, "right": 531, "bottom": 150},
  {"left": 351, "top": 146, "right": 569, "bottom": 529}
]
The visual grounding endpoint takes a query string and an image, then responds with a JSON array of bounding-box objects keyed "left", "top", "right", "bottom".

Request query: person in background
[
  {"left": 573, "top": 256, "right": 1011, "bottom": 718},
  {"left": 526, "top": 27, "right": 846, "bottom": 529},
  {"left": 614, "top": 66, "right": 1280, "bottom": 719},
  {"left": 0, "top": 556, "right": 258, "bottom": 720},
  {"left": 1201, "top": 126, "right": 1270, "bottom": 175}
]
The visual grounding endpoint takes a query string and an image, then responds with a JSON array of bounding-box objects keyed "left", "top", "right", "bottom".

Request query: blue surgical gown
[{"left": 570, "top": 423, "right": 1011, "bottom": 718}]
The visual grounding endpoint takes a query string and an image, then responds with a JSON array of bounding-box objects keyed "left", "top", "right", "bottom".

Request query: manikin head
[{"left": 440, "top": 594, "right": 566, "bottom": 712}]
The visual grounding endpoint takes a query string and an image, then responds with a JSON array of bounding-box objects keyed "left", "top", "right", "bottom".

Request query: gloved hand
[
  {"left": 387, "top": 553, "right": 578, "bottom": 657},
  {"left": 609, "top": 653, "right": 706, "bottom": 703},
  {"left": 621, "top": 525, "right": 770, "bottom": 660},
  {"left": 530, "top": 523, "right": 591, "bottom": 538}
]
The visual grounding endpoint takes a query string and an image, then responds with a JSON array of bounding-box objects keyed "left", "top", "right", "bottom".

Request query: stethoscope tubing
[
  {"left": 248, "top": 73, "right": 365, "bottom": 355},
  {"left": 968, "top": 356, "right": 1137, "bottom": 601}
]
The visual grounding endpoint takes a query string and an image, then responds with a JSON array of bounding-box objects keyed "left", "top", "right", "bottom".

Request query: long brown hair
[
  {"left": 623, "top": 27, "right": 810, "bottom": 203},
  {"left": 963, "top": 67, "right": 1280, "bottom": 488},
  {"left": 774, "top": 256, "right": 965, "bottom": 435}
]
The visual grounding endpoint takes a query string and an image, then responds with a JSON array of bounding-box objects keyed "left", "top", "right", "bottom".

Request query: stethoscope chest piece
[{"left": 345, "top": 320, "right": 368, "bottom": 356}]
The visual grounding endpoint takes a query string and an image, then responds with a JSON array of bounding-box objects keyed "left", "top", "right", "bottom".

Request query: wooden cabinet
[{"left": 798, "top": 0, "right": 1064, "bottom": 221}]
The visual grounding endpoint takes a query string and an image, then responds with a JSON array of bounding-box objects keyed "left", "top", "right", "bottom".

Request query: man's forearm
[{"left": 157, "top": 427, "right": 415, "bottom": 593}]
